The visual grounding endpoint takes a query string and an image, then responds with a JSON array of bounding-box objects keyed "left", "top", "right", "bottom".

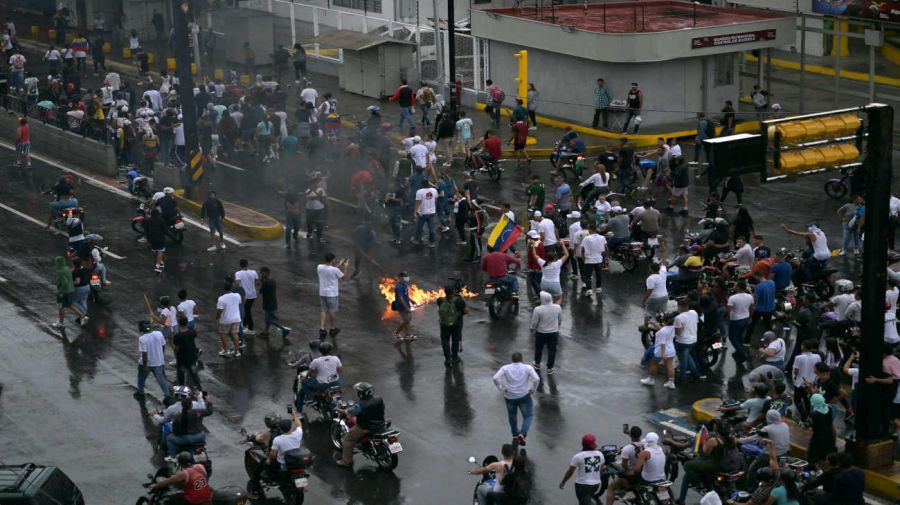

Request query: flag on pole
[
  {"left": 486, "top": 215, "right": 522, "bottom": 253},
  {"left": 694, "top": 425, "right": 709, "bottom": 453}
]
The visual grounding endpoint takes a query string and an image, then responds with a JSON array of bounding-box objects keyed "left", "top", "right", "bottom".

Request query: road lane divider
[{"left": 0, "top": 203, "right": 126, "bottom": 260}]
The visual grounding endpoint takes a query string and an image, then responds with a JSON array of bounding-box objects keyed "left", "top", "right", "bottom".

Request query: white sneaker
[
  {"left": 207, "top": 245, "right": 218, "bottom": 252},
  {"left": 138, "top": 237, "right": 148, "bottom": 243},
  {"left": 640, "top": 377, "right": 655, "bottom": 386},
  {"left": 838, "top": 250, "right": 846, "bottom": 256},
  {"left": 528, "top": 126, "right": 537, "bottom": 131},
  {"left": 664, "top": 380, "right": 676, "bottom": 390},
  {"left": 233, "top": 351, "right": 242, "bottom": 357},
  {"left": 594, "top": 288, "right": 603, "bottom": 296},
  {"left": 168, "top": 359, "right": 177, "bottom": 366},
  {"left": 218, "top": 350, "right": 230, "bottom": 356}
]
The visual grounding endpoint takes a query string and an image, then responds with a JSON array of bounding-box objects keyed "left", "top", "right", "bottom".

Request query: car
[{"left": 0, "top": 464, "right": 84, "bottom": 505}]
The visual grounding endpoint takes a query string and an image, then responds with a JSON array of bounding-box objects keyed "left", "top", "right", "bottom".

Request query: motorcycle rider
[
  {"left": 468, "top": 443, "right": 515, "bottom": 505},
  {"left": 630, "top": 432, "right": 666, "bottom": 489},
  {"left": 741, "top": 409, "right": 791, "bottom": 490},
  {"left": 781, "top": 222, "right": 830, "bottom": 288},
  {"left": 336, "top": 382, "right": 386, "bottom": 467},
  {"left": 267, "top": 409, "right": 304, "bottom": 470},
  {"left": 148, "top": 451, "right": 213, "bottom": 505},
  {"left": 604, "top": 425, "right": 644, "bottom": 505},
  {"left": 606, "top": 206, "right": 631, "bottom": 252},
  {"left": 481, "top": 245, "right": 521, "bottom": 296},
  {"left": 156, "top": 186, "right": 180, "bottom": 226},
  {"left": 87, "top": 235, "right": 109, "bottom": 286},
  {"left": 294, "top": 341, "right": 342, "bottom": 411},
  {"left": 673, "top": 419, "right": 743, "bottom": 504},
  {"left": 167, "top": 397, "right": 213, "bottom": 456},
  {"left": 66, "top": 207, "right": 86, "bottom": 253},
  {"left": 46, "top": 175, "right": 79, "bottom": 229},
  {"left": 718, "top": 382, "right": 770, "bottom": 431}
]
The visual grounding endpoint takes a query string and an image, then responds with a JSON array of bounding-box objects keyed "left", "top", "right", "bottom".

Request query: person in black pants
[
  {"left": 173, "top": 317, "right": 202, "bottom": 388},
  {"left": 437, "top": 286, "right": 468, "bottom": 366}
]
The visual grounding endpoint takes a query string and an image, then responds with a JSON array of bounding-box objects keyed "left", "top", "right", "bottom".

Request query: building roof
[
  {"left": 480, "top": 0, "right": 786, "bottom": 34},
  {"left": 314, "top": 30, "right": 415, "bottom": 51}
]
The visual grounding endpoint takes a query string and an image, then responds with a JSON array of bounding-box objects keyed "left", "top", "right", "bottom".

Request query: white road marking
[
  {"left": 0, "top": 203, "right": 127, "bottom": 260},
  {"left": 0, "top": 140, "right": 242, "bottom": 245},
  {"left": 0, "top": 276, "right": 7, "bottom": 282},
  {"left": 213, "top": 159, "right": 246, "bottom": 172}
]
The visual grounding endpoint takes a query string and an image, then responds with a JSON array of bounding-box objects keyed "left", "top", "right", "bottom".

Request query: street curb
[
  {"left": 174, "top": 190, "right": 283, "bottom": 241},
  {"left": 745, "top": 53, "right": 900, "bottom": 88},
  {"left": 474, "top": 103, "right": 762, "bottom": 154},
  {"left": 692, "top": 397, "right": 900, "bottom": 501}
]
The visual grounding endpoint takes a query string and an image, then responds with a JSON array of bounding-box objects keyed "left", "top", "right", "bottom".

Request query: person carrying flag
[{"left": 486, "top": 211, "right": 523, "bottom": 254}]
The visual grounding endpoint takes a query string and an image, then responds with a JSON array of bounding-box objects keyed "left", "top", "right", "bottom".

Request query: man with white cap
[
  {"left": 606, "top": 206, "right": 631, "bottom": 252},
  {"left": 408, "top": 136, "right": 428, "bottom": 172},
  {"left": 757, "top": 330, "right": 786, "bottom": 370},
  {"left": 631, "top": 432, "right": 666, "bottom": 486},
  {"left": 580, "top": 222, "right": 608, "bottom": 298},
  {"left": 524, "top": 229, "right": 545, "bottom": 296},
  {"left": 532, "top": 210, "right": 558, "bottom": 253},
  {"left": 566, "top": 211, "right": 583, "bottom": 280}
]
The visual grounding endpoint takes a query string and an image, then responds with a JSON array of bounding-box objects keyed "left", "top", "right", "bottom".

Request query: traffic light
[{"left": 514, "top": 50, "right": 528, "bottom": 107}]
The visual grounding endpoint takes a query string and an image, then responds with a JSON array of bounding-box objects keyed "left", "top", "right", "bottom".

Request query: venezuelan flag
[
  {"left": 487, "top": 215, "right": 522, "bottom": 253},
  {"left": 693, "top": 425, "right": 709, "bottom": 453}
]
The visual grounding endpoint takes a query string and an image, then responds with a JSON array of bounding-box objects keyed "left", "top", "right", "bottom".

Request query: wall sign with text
[{"left": 691, "top": 29, "right": 777, "bottom": 49}]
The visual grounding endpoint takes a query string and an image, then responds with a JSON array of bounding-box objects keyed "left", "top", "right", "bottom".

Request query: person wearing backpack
[
  {"left": 485, "top": 79, "right": 505, "bottom": 129},
  {"left": 437, "top": 284, "right": 468, "bottom": 366},
  {"left": 389, "top": 79, "right": 415, "bottom": 132},
  {"left": 694, "top": 112, "right": 715, "bottom": 165}
]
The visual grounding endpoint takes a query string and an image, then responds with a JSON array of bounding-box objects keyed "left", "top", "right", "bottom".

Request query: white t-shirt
[
  {"left": 887, "top": 287, "right": 899, "bottom": 313},
  {"left": 674, "top": 310, "right": 699, "bottom": 344},
  {"left": 538, "top": 219, "right": 557, "bottom": 246},
  {"left": 174, "top": 123, "right": 185, "bottom": 145},
  {"left": 300, "top": 87, "right": 318, "bottom": 105},
  {"left": 571, "top": 450, "right": 604, "bottom": 485},
  {"left": 810, "top": 228, "right": 830, "bottom": 261},
  {"left": 138, "top": 331, "right": 166, "bottom": 367},
  {"left": 216, "top": 292, "right": 242, "bottom": 324},
  {"left": 310, "top": 355, "right": 342, "bottom": 383},
  {"left": 317, "top": 264, "right": 344, "bottom": 297},
  {"left": 45, "top": 49, "right": 61, "bottom": 61},
  {"left": 727, "top": 292, "right": 753, "bottom": 320},
  {"left": 415, "top": 188, "right": 438, "bottom": 215},
  {"left": 885, "top": 312, "right": 900, "bottom": 345},
  {"left": 234, "top": 269, "right": 259, "bottom": 299},
  {"left": 143, "top": 90, "right": 162, "bottom": 111},
  {"left": 645, "top": 266, "right": 668, "bottom": 298},
  {"left": 272, "top": 428, "right": 304, "bottom": 464},
  {"left": 177, "top": 300, "right": 197, "bottom": 322},
  {"left": 581, "top": 233, "right": 607, "bottom": 264},
  {"left": 654, "top": 325, "right": 676, "bottom": 357},
  {"left": 792, "top": 352, "right": 822, "bottom": 387},
  {"left": 830, "top": 293, "right": 855, "bottom": 321},
  {"left": 765, "top": 338, "right": 786, "bottom": 362},
  {"left": 159, "top": 306, "right": 178, "bottom": 331},
  {"left": 568, "top": 222, "right": 583, "bottom": 253},
  {"left": 537, "top": 258, "right": 563, "bottom": 283},
  {"left": 734, "top": 243, "right": 754, "bottom": 268},
  {"left": 409, "top": 143, "right": 428, "bottom": 168},
  {"left": 620, "top": 441, "right": 644, "bottom": 469}
]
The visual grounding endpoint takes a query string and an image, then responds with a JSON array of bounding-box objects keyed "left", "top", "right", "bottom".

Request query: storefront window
[{"left": 715, "top": 53, "right": 734, "bottom": 86}]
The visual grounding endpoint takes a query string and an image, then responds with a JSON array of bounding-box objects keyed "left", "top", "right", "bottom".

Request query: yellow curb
[
  {"left": 745, "top": 54, "right": 900, "bottom": 88},
  {"left": 693, "top": 397, "right": 900, "bottom": 500},
  {"left": 881, "top": 40, "right": 900, "bottom": 68},
  {"left": 174, "top": 190, "right": 283, "bottom": 241}
]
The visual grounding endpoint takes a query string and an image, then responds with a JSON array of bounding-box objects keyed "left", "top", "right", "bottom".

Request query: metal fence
[
  {"left": 1, "top": 94, "right": 111, "bottom": 144},
  {"left": 218, "top": 0, "right": 487, "bottom": 92}
]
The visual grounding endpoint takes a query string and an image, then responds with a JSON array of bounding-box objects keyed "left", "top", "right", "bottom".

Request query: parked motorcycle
[
  {"left": 135, "top": 472, "right": 245, "bottom": 505},
  {"left": 329, "top": 400, "right": 402, "bottom": 471},
  {"left": 132, "top": 203, "right": 185, "bottom": 245},
  {"left": 823, "top": 165, "right": 853, "bottom": 199}
]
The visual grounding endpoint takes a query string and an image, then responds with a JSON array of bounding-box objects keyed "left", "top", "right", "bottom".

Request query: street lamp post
[{"left": 171, "top": 0, "right": 202, "bottom": 195}]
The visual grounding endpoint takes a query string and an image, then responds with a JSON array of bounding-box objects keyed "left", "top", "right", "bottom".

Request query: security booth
[{"left": 315, "top": 30, "right": 416, "bottom": 99}]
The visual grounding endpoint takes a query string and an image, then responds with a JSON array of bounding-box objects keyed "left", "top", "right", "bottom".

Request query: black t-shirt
[
  {"left": 159, "top": 114, "right": 175, "bottom": 140},
  {"left": 356, "top": 396, "right": 386, "bottom": 430},
  {"left": 708, "top": 228, "right": 729, "bottom": 246},
  {"left": 463, "top": 180, "right": 479, "bottom": 201},
  {"left": 618, "top": 146, "right": 635, "bottom": 173},
  {"left": 831, "top": 469, "right": 865, "bottom": 505},
  {"left": 53, "top": 181, "right": 74, "bottom": 199},
  {"left": 705, "top": 202, "right": 723, "bottom": 220},
  {"left": 157, "top": 195, "right": 178, "bottom": 219},
  {"left": 73, "top": 267, "right": 91, "bottom": 287},
  {"left": 817, "top": 373, "right": 841, "bottom": 403},
  {"left": 598, "top": 152, "right": 617, "bottom": 172},
  {"left": 672, "top": 163, "right": 689, "bottom": 188},
  {"left": 146, "top": 215, "right": 167, "bottom": 243},
  {"left": 174, "top": 329, "right": 198, "bottom": 363},
  {"left": 260, "top": 278, "right": 277, "bottom": 311}
]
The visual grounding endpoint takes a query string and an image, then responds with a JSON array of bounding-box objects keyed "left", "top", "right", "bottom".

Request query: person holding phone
[
  {"left": 267, "top": 408, "right": 304, "bottom": 470},
  {"left": 317, "top": 253, "right": 349, "bottom": 340}
]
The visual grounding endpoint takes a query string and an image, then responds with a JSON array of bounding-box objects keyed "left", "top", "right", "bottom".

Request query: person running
[
  {"left": 15, "top": 117, "right": 30, "bottom": 168},
  {"left": 317, "top": 253, "right": 349, "bottom": 340},
  {"left": 258, "top": 267, "right": 291, "bottom": 340},
  {"left": 392, "top": 271, "right": 416, "bottom": 342},
  {"left": 493, "top": 352, "right": 540, "bottom": 445}
]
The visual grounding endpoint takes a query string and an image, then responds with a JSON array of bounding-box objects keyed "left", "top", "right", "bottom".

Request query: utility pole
[
  {"left": 447, "top": 0, "right": 456, "bottom": 116},
  {"left": 171, "top": 0, "right": 202, "bottom": 195}
]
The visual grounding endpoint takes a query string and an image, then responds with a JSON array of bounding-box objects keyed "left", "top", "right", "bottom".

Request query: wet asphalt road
[{"left": 0, "top": 138, "right": 892, "bottom": 505}]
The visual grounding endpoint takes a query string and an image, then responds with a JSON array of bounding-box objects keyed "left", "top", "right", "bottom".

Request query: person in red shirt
[
  {"left": 481, "top": 245, "right": 520, "bottom": 294},
  {"left": 150, "top": 452, "right": 213, "bottom": 504},
  {"left": 350, "top": 166, "right": 374, "bottom": 206},
  {"left": 508, "top": 120, "right": 531, "bottom": 168},
  {"left": 15, "top": 117, "right": 30, "bottom": 168}
]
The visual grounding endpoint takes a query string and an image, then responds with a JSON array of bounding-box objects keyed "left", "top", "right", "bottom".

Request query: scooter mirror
[{"left": 468, "top": 456, "right": 476, "bottom": 464}]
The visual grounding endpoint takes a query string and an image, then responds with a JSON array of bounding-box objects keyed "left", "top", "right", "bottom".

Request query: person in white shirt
[
  {"left": 566, "top": 212, "right": 583, "bottom": 281},
  {"left": 640, "top": 312, "right": 676, "bottom": 389},
  {"left": 136, "top": 320, "right": 171, "bottom": 400},
  {"left": 733, "top": 236, "right": 755, "bottom": 268},
  {"left": 579, "top": 223, "right": 608, "bottom": 298},
  {"left": 143, "top": 88, "right": 162, "bottom": 112},
  {"left": 43, "top": 46, "right": 61, "bottom": 74},
  {"left": 533, "top": 211, "right": 558, "bottom": 249},
  {"left": 267, "top": 411, "right": 304, "bottom": 469},
  {"left": 493, "top": 352, "right": 540, "bottom": 444},
  {"left": 295, "top": 341, "right": 342, "bottom": 409},
  {"left": 413, "top": 181, "right": 439, "bottom": 247},
  {"left": 408, "top": 137, "right": 428, "bottom": 171},
  {"left": 829, "top": 287, "right": 855, "bottom": 322},
  {"left": 792, "top": 339, "right": 821, "bottom": 419},
  {"left": 317, "top": 253, "right": 349, "bottom": 340},
  {"left": 578, "top": 164, "right": 610, "bottom": 208},
  {"left": 726, "top": 280, "right": 754, "bottom": 364},
  {"left": 176, "top": 289, "right": 199, "bottom": 330},
  {"left": 642, "top": 258, "right": 669, "bottom": 315},
  {"left": 757, "top": 331, "right": 786, "bottom": 369},
  {"left": 300, "top": 83, "right": 318, "bottom": 106},
  {"left": 216, "top": 283, "right": 243, "bottom": 357},
  {"left": 234, "top": 259, "right": 259, "bottom": 333},
  {"left": 559, "top": 434, "right": 605, "bottom": 501},
  {"left": 844, "top": 290, "right": 862, "bottom": 324},
  {"left": 782, "top": 222, "right": 830, "bottom": 284},
  {"left": 533, "top": 243, "right": 569, "bottom": 303},
  {"left": 674, "top": 299, "right": 701, "bottom": 380}
]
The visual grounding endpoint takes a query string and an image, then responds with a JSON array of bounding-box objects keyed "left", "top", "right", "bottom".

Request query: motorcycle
[
  {"left": 135, "top": 472, "right": 245, "bottom": 505},
  {"left": 484, "top": 269, "right": 520, "bottom": 320},
  {"left": 639, "top": 312, "right": 665, "bottom": 350},
  {"left": 292, "top": 366, "right": 344, "bottom": 422},
  {"left": 786, "top": 249, "right": 836, "bottom": 299},
  {"left": 468, "top": 455, "right": 499, "bottom": 505},
  {"left": 329, "top": 399, "right": 402, "bottom": 471},
  {"left": 824, "top": 165, "right": 853, "bottom": 200},
  {"left": 608, "top": 239, "right": 645, "bottom": 273},
  {"left": 695, "top": 331, "right": 726, "bottom": 371},
  {"left": 149, "top": 405, "right": 213, "bottom": 478},
  {"left": 464, "top": 150, "right": 503, "bottom": 182},
  {"left": 240, "top": 423, "right": 313, "bottom": 505},
  {"left": 132, "top": 203, "right": 186, "bottom": 245},
  {"left": 88, "top": 271, "right": 103, "bottom": 304}
]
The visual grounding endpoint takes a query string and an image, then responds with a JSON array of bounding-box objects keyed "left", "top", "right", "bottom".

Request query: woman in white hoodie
[{"left": 531, "top": 290, "right": 562, "bottom": 374}]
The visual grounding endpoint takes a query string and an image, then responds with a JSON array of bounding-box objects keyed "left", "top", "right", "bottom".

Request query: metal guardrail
[{"left": 1, "top": 93, "right": 111, "bottom": 144}]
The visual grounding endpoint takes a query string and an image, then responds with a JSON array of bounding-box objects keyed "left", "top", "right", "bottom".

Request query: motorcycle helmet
[
  {"left": 163, "top": 187, "right": 175, "bottom": 195},
  {"left": 366, "top": 105, "right": 381, "bottom": 115},
  {"left": 176, "top": 451, "right": 194, "bottom": 468},
  {"left": 263, "top": 412, "right": 280, "bottom": 430},
  {"left": 308, "top": 340, "right": 321, "bottom": 352},
  {"left": 836, "top": 279, "right": 855, "bottom": 294},
  {"left": 756, "top": 466, "right": 776, "bottom": 484},
  {"left": 752, "top": 383, "right": 769, "bottom": 398},
  {"left": 173, "top": 385, "right": 192, "bottom": 400},
  {"left": 138, "top": 320, "right": 152, "bottom": 333},
  {"left": 353, "top": 382, "right": 375, "bottom": 400},
  {"left": 318, "top": 341, "right": 334, "bottom": 355}
]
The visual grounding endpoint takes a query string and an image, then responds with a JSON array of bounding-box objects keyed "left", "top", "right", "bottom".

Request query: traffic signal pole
[{"left": 171, "top": 0, "right": 201, "bottom": 194}]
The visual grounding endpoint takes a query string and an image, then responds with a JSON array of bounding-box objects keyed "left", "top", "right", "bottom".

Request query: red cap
[
  {"left": 582, "top": 433, "right": 597, "bottom": 450},
  {"left": 544, "top": 204, "right": 554, "bottom": 212}
]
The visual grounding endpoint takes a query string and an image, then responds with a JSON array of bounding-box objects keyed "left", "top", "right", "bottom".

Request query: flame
[{"left": 378, "top": 277, "right": 477, "bottom": 319}]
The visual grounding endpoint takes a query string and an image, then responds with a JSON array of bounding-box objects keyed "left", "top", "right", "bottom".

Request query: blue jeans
[
  {"left": 414, "top": 213, "right": 436, "bottom": 243},
  {"left": 728, "top": 318, "right": 750, "bottom": 362},
  {"left": 167, "top": 432, "right": 206, "bottom": 456},
  {"left": 490, "top": 274, "right": 519, "bottom": 294},
  {"left": 285, "top": 213, "right": 301, "bottom": 244},
  {"left": 504, "top": 395, "right": 534, "bottom": 437},
  {"left": 295, "top": 377, "right": 340, "bottom": 410},
  {"left": 419, "top": 103, "right": 431, "bottom": 125},
  {"left": 674, "top": 341, "right": 700, "bottom": 379},
  {"left": 50, "top": 198, "right": 79, "bottom": 215},
  {"left": 618, "top": 171, "right": 633, "bottom": 193},
  {"left": 398, "top": 106, "right": 414, "bottom": 130},
  {"left": 10, "top": 69, "right": 24, "bottom": 89},
  {"left": 73, "top": 285, "right": 91, "bottom": 315},
  {"left": 622, "top": 109, "right": 640, "bottom": 133},
  {"left": 137, "top": 364, "right": 170, "bottom": 398},
  {"left": 95, "top": 262, "right": 108, "bottom": 283},
  {"left": 842, "top": 221, "right": 859, "bottom": 252},
  {"left": 487, "top": 101, "right": 501, "bottom": 125}
]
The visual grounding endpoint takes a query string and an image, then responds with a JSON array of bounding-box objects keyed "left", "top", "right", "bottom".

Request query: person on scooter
[
  {"left": 740, "top": 409, "right": 790, "bottom": 491},
  {"left": 46, "top": 175, "right": 79, "bottom": 229},
  {"left": 481, "top": 245, "right": 520, "bottom": 296},
  {"left": 267, "top": 409, "right": 304, "bottom": 470},
  {"left": 718, "top": 383, "right": 770, "bottom": 431},
  {"left": 336, "top": 382, "right": 386, "bottom": 467},
  {"left": 469, "top": 443, "right": 516, "bottom": 505},
  {"left": 66, "top": 207, "right": 86, "bottom": 253},
  {"left": 604, "top": 425, "right": 644, "bottom": 505},
  {"left": 673, "top": 419, "right": 743, "bottom": 505},
  {"left": 630, "top": 432, "right": 666, "bottom": 488},
  {"left": 156, "top": 186, "right": 180, "bottom": 226},
  {"left": 781, "top": 222, "right": 830, "bottom": 288},
  {"left": 294, "top": 341, "right": 341, "bottom": 412},
  {"left": 470, "top": 130, "right": 502, "bottom": 172},
  {"left": 148, "top": 451, "right": 213, "bottom": 505},
  {"left": 167, "top": 397, "right": 213, "bottom": 456},
  {"left": 87, "top": 235, "right": 109, "bottom": 286}
]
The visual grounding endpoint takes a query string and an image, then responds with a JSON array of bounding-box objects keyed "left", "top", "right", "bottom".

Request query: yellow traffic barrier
[
  {"left": 48, "top": 29, "right": 56, "bottom": 41},
  {"left": 777, "top": 114, "right": 861, "bottom": 144},
  {"left": 778, "top": 151, "right": 806, "bottom": 173},
  {"left": 102, "top": 42, "right": 111, "bottom": 54},
  {"left": 214, "top": 68, "right": 224, "bottom": 80},
  {"left": 779, "top": 144, "right": 859, "bottom": 173},
  {"left": 122, "top": 47, "right": 132, "bottom": 58},
  {"left": 836, "top": 143, "right": 860, "bottom": 161},
  {"left": 800, "top": 147, "right": 826, "bottom": 169},
  {"left": 803, "top": 119, "right": 827, "bottom": 141},
  {"left": 776, "top": 122, "right": 807, "bottom": 144},
  {"left": 147, "top": 53, "right": 155, "bottom": 64},
  {"left": 166, "top": 58, "right": 176, "bottom": 71},
  {"left": 31, "top": 25, "right": 39, "bottom": 39},
  {"left": 191, "top": 63, "right": 197, "bottom": 75},
  {"left": 239, "top": 74, "right": 251, "bottom": 87}
]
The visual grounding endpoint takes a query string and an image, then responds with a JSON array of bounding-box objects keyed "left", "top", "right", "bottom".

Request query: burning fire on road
[{"left": 378, "top": 277, "right": 477, "bottom": 319}]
